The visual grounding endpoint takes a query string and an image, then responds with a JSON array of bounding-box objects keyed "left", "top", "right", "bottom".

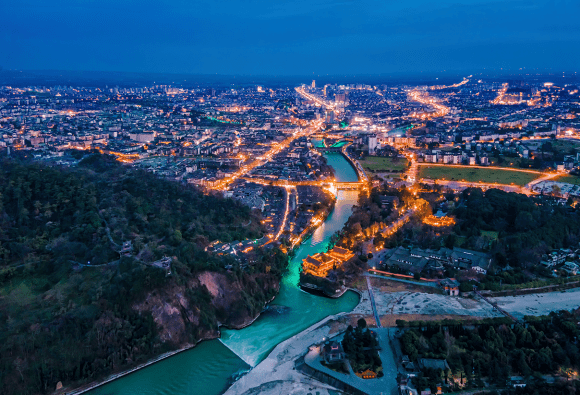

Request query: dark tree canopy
[{"left": 0, "top": 156, "right": 287, "bottom": 395}]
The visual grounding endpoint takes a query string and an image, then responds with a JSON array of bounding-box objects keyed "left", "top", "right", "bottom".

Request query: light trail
[
  {"left": 240, "top": 177, "right": 362, "bottom": 190},
  {"left": 295, "top": 86, "right": 339, "bottom": 112},
  {"left": 429, "top": 76, "right": 470, "bottom": 90},
  {"left": 408, "top": 89, "right": 449, "bottom": 119}
]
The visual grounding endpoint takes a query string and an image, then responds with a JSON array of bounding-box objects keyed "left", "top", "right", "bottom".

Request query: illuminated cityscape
[
  {"left": 3, "top": 0, "right": 580, "bottom": 391},
  {"left": 3, "top": 28, "right": 580, "bottom": 395}
]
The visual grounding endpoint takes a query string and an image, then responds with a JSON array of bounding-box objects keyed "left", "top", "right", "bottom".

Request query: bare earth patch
[{"left": 369, "top": 277, "right": 443, "bottom": 294}]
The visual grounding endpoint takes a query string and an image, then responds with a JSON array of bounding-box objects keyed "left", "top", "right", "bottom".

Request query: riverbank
[
  {"left": 224, "top": 286, "right": 370, "bottom": 395},
  {"left": 59, "top": 197, "right": 331, "bottom": 394},
  {"left": 223, "top": 279, "right": 580, "bottom": 395},
  {"left": 59, "top": 288, "right": 279, "bottom": 395},
  {"left": 220, "top": 292, "right": 278, "bottom": 331},
  {"left": 492, "top": 287, "right": 580, "bottom": 319},
  {"left": 224, "top": 314, "right": 347, "bottom": 395},
  {"left": 58, "top": 336, "right": 211, "bottom": 395},
  {"left": 288, "top": 194, "right": 335, "bottom": 251}
]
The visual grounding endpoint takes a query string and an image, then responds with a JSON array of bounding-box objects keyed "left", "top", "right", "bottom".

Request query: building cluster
[
  {"left": 379, "top": 246, "right": 492, "bottom": 275},
  {"left": 295, "top": 78, "right": 580, "bottom": 174},
  {"left": 2, "top": 75, "right": 579, "bottom": 272},
  {"left": 245, "top": 136, "right": 334, "bottom": 183},
  {"left": 540, "top": 246, "right": 580, "bottom": 276}
]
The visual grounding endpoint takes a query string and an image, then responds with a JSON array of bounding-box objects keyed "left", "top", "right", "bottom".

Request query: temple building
[{"left": 302, "top": 246, "right": 354, "bottom": 277}]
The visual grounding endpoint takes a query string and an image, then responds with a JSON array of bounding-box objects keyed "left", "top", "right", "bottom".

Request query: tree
[{"left": 357, "top": 318, "right": 367, "bottom": 329}]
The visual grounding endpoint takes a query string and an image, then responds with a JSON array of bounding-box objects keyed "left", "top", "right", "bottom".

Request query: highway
[
  {"left": 295, "top": 86, "right": 339, "bottom": 112},
  {"left": 408, "top": 89, "right": 450, "bottom": 119}
]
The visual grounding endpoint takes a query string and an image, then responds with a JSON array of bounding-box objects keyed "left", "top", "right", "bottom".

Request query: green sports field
[
  {"left": 418, "top": 166, "right": 540, "bottom": 187},
  {"left": 358, "top": 156, "right": 409, "bottom": 174}
]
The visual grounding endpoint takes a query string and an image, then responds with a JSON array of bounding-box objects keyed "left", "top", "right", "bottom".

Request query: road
[
  {"left": 241, "top": 177, "right": 362, "bottom": 189},
  {"left": 295, "top": 86, "right": 339, "bottom": 112},
  {"left": 408, "top": 89, "right": 449, "bottom": 119},
  {"left": 422, "top": 178, "right": 525, "bottom": 193},
  {"left": 404, "top": 153, "right": 418, "bottom": 183},
  {"left": 380, "top": 208, "right": 415, "bottom": 237},
  {"left": 429, "top": 77, "right": 470, "bottom": 90},
  {"left": 208, "top": 120, "right": 324, "bottom": 190},
  {"left": 415, "top": 162, "right": 548, "bottom": 175},
  {"left": 366, "top": 276, "right": 382, "bottom": 328},
  {"left": 416, "top": 164, "right": 561, "bottom": 195},
  {"left": 524, "top": 171, "right": 561, "bottom": 191},
  {"left": 266, "top": 185, "right": 292, "bottom": 243}
]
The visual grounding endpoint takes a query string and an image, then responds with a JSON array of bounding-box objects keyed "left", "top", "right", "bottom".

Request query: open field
[
  {"left": 493, "top": 288, "right": 580, "bottom": 319},
  {"left": 555, "top": 174, "right": 580, "bottom": 185},
  {"left": 419, "top": 165, "right": 540, "bottom": 186},
  {"left": 358, "top": 156, "right": 408, "bottom": 174}
]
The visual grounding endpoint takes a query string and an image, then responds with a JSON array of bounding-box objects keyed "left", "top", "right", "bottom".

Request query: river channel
[{"left": 89, "top": 152, "right": 360, "bottom": 395}]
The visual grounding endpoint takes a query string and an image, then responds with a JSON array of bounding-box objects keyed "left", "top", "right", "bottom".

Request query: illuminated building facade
[{"left": 302, "top": 246, "right": 354, "bottom": 277}]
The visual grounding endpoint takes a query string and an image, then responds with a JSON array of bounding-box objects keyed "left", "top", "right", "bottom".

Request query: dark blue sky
[{"left": 1, "top": 0, "right": 579, "bottom": 75}]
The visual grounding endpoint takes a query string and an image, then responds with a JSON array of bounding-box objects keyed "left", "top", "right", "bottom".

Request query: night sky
[{"left": 2, "top": 0, "right": 579, "bottom": 75}]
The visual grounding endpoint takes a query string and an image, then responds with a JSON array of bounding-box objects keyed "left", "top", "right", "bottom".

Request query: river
[{"left": 88, "top": 152, "right": 360, "bottom": 395}]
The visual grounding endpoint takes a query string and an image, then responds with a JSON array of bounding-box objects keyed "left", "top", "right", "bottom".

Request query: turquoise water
[
  {"left": 324, "top": 152, "right": 359, "bottom": 182},
  {"left": 312, "top": 138, "right": 326, "bottom": 148},
  {"left": 220, "top": 188, "right": 360, "bottom": 367},
  {"left": 88, "top": 153, "right": 360, "bottom": 395},
  {"left": 88, "top": 341, "right": 248, "bottom": 395}
]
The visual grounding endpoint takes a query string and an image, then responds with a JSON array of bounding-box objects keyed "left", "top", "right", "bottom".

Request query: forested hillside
[{"left": 0, "top": 155, "right": 287, "bottom": 395}]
